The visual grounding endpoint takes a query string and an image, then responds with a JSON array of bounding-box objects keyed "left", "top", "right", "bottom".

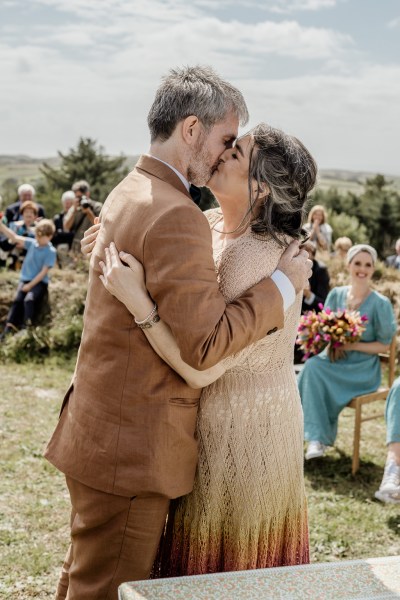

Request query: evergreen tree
[
  {"left": 309, "top": 175, "right": 400, "bottom": 257},
  {"left": 0, "top": 177, "right": 19, "bottom": 205},
  {"left": 328, "top": 211, "right": 368, "bottom": 245},
  {"left": 40, "top": 138, "right": 129, "bottom": 203},
  {"left": 357, "top": 175, "right": 400, "bottom": 256}
]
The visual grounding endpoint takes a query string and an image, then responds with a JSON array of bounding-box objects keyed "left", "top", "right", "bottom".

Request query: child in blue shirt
[
  {"left": 8, "top": 200, "right": 38, "bottom": 270},
  {"left": 0, "top": 218, "right": 57, "bottom": 335}
]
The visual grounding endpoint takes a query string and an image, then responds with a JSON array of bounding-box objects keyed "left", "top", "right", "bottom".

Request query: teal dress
[
  {"left": 385, "top": 377, "right": 400, "bottom": 444},
  {"left": 298, "top": 286, "right": 397, "bottom": 446}
]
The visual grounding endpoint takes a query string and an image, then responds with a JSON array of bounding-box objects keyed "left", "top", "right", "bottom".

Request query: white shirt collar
[{"left": 149, "top": 155, "right": 190, "bottom": 192}]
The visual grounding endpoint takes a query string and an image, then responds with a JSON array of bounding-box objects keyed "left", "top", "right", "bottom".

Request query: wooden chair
[{"left": 347, "top": 336, "right": 397, "bottom": 475}]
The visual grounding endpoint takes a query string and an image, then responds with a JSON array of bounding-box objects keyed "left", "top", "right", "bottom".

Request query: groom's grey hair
[{"left": 147, "top": 65, "right": 249, "bottom": 142}]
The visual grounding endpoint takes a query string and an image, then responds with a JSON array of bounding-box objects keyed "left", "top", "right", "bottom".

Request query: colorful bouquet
[{"left": 296, "top": 306, "right": 368, "bottom": 361}]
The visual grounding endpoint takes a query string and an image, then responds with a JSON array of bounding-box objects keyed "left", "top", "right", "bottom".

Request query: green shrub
[
  {"left": 328, "top": 210, "right": 368, "bottom": 244},
  {"left": 0, "top": 268, "right": 87, "bottom": 363}
]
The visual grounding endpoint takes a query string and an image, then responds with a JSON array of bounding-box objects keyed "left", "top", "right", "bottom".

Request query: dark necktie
[{"left": 189, "top": 184, "right": 202, "bottom": 206}]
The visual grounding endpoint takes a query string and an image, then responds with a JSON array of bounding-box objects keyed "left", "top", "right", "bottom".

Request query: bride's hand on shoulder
[
  {"left": 81, "top": 217, "right": 101, "bottom": 256},
  {"left": 99, "top": 242, "right": 150, "bottom": 315}
]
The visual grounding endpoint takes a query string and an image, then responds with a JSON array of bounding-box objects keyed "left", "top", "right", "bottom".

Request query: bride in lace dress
[{"left": 87, "top": 123, "right": 317, "bottom": 575}]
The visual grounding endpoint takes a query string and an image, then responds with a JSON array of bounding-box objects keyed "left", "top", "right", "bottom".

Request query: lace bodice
[{"left": 205, "top": 208, "right": 302, "bottom": 373}]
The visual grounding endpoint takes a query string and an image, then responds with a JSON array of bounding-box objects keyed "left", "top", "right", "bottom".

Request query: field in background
[
  {"left": 0, "top": 155, "right": 137, "bottom": 196},
  {"left": 1, "top": 155, "right": 400, "bottom": 199}
]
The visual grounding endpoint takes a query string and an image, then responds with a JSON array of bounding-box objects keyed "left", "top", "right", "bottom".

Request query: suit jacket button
[{"left": 267, "top": 327, "right": 278, "bottom": 335}]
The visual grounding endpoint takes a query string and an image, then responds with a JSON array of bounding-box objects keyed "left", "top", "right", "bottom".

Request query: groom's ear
[{"left": 181, "top": 115, "right": 201, "bottom": 145}]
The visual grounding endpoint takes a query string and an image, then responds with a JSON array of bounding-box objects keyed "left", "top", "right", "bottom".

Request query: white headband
[{"left": 346, "top": 244, "right": 377, "bottom": 265}]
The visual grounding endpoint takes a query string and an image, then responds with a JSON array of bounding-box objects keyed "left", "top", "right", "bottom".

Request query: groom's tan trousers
[{"left": 55, "top": 476, "right": 169, "bottom": 600}]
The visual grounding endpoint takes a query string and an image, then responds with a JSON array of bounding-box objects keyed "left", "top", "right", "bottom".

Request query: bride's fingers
[
  {"left": 83, "top": 223, "right": 101, "bottom": 238},
  {"left": 82, "top": 239, "right": 96, "bottom": 255},
  {"left": 109, "top": 242, "right": 121, "bottom": 268},
  {"left": 99, "top": 263, "right": 110, "bottom": 290},
  {"left": 119, "top": 251, "right": 140, "bottom": 270},
  {"left": 84, "top": 231, "right": 99, "bottom": 244},
  {"left": 104, "top": 246, "right": 111, "bottom": 271},
  {"left": 86, "top": 240, "right": 96, "bottom": 252}
]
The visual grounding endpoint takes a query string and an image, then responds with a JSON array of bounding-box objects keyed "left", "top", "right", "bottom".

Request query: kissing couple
[{"left": 45, "top": 65, "right": 317, "bottom": 599}]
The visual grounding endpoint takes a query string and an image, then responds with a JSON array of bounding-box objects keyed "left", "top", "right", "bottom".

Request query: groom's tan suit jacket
[{"left": 45, "top": 156, "right": 284, "bottom": 499}]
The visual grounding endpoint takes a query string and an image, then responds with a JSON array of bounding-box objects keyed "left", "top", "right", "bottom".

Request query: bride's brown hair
[{"left": 248, "top": 123, "right": 317, "bottom": 246}]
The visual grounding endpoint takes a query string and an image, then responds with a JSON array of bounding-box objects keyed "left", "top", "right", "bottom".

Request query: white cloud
[
  {"left": 0, "top": 0, "right": 398, "bottom": 174},
  {"left": 182, "top": 0, "right": 337, "bottom": 12},
  {"left": 17, "top": 0, "right": 197, "bottom": 21},
  {"left": 242, "top": 64, "right": 400, "bottom": 173},
  {"left": 268, "top": 0, "right": 337, "bottom": 14},
  {"left": 4, "top": 10, "right": 353, "bottom": 64}
]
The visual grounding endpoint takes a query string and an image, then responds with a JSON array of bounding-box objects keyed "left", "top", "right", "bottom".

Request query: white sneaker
[
  {"left": 379, "top": 460, "right": 400, "bottom": 494},
  {"left": 374, "top": 489, "right": 400, "bottom": 504},
  {"left": 305, "top": 441, "right": 326, "bottom": 460}
]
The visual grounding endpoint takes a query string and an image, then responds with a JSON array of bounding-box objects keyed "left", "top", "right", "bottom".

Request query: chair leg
[{"left": 352, "top": 399, "right": 362, "bottom": 475}]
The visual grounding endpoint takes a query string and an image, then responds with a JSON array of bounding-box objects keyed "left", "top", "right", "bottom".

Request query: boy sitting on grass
[{"left": 0, "top": 218, "right": 56, "bottom": 336}]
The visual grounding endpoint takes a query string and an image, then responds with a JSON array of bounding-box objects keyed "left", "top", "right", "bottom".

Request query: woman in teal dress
[{"left": 298, "top": 244, "right": 397, "bottom": 460}]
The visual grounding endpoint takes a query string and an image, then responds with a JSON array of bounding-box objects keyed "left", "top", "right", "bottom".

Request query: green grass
[
  {"left": 0, "top": 361, "right": 73, "bottom": 599},
  {"left": 305, "top": 407, "right": 400, "bottom": 561},
  {"left": 0, "top": 361, "right": 399, "bottom": 599}
]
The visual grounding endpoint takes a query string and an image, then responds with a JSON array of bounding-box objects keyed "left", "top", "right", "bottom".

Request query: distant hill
[
  {"left": 317, "top": 169, "right": 400, "bottom": 194},
  {"left": 0, "top": 154, "right": 399, "bottom": 195}
]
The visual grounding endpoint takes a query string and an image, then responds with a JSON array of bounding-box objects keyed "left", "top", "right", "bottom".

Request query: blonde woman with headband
[{"left": 299, "top": 244, "right": 397, "bottom": 460}]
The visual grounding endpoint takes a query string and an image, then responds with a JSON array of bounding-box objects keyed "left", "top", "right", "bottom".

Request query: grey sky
[{"left": 1, "top": 0, "right": 399, "bottom": 174}]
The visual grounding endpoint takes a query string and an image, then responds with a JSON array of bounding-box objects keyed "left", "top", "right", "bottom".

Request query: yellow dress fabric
[{"left": 155, "top": 209, "right": 309, "bottom": 576}]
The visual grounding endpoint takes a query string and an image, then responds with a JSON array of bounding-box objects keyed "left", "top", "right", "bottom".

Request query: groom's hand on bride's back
[{"left": 276, "top": 240, "right": 313, "bottom": 294}]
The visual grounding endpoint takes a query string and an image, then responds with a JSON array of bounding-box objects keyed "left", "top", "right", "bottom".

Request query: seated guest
[
  {"left": 298, "top": 244, "right": 397, "bottom": 460},
  {"left": 302, "top": 241, "right": 330, "bottom": 312},
  {"left": 52, "top": 191, "right": 75, "bottom": 249},
  {"left": 385, "top": 239, "right": 400, "bottom": 270},
  {"left": 8, "top": 201, "right": 38, "bottom": 270},
  {"left": 0, "top": 219, "right": 56, "bottom": 336},
  {"left": 303, "top": 205, "right": 332, "bottom": 252},
  {"left": 9, "top": 201, "right": 37, "bottom": 236},
  {"left": 5, "top": 184, "right": 45, "bottom": 223},
  {"left": 334, "top": 236, "right": 353, "bottom": 260},
  {"left": 0, "top": 205, "right": 7, "bottom": 267},
  {"left": 375, "top": 377, "right": 400, "bottom": 504},
  {"left": 295, "top": 242, "right": 330, "bottom": 364},
  {"left": 63, "top": 180, "right": 102, "bottom": 253}
]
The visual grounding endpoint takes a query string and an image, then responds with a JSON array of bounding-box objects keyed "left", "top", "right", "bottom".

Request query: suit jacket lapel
[{"left": 136, "top": 155, "right": 191, "bottom": 200}]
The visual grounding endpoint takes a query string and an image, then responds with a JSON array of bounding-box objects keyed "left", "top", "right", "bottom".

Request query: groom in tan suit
[{"left": 45, "top": 66, "right": 311, "bottom": 599}]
